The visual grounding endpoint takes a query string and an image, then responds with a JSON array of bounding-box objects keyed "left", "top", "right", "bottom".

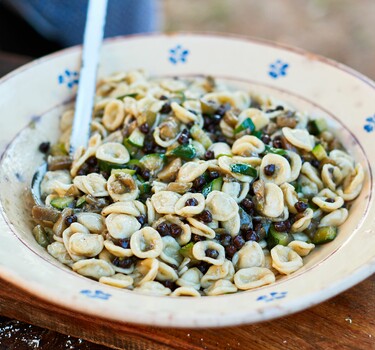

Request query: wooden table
[{"left": 0, "top": 51, "right": 374, "bottom": 350}]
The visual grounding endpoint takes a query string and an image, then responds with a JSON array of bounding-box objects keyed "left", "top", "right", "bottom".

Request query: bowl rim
[{"left": 0, "top": 32, "right": 374, "bottom": 328}]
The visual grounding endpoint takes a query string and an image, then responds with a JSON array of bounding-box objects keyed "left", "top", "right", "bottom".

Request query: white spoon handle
[{"left": 70, "top": 0, "right": 108, "bottom": 155}]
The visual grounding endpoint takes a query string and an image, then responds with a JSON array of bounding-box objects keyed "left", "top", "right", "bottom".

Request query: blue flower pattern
[
  {"left": 257, "top": 291, "right": 288, "bottom": 302},
  {"left": 169, "top": 45, "right": 189, "bottom": 65},
  {"left": 363, "top": 114, "right": 375, "bottom": 133},
  {"left": 58, "top": 69, "right": 79, "bottom": 88},
  {"left": 80, "top": 289, "right": 111, "bottom": 300},
  {"left": 268, "top": 60, "right": 289, "bottom": 79}
]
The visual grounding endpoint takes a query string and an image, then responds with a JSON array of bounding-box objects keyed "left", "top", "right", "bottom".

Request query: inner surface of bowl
[{"left": 0, "top": 34, "right": 374, "bottom": 327}]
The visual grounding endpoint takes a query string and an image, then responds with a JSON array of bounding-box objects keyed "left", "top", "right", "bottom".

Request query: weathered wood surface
[{"left": 0, "top": 275, "right": 374, "bottom": 350}]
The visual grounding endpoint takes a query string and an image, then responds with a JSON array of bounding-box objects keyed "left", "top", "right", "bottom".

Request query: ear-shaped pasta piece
[
  {"left": 177, "top": 161, "right": 209, "bottom": 183},
  {"left": 280, "top": 183, "right": 298, "bottom": 214},
  {"left": 219, "top": 119, "right": 234, "bottom": 138},
  {"left": 203, "top": 91, "right": 250, "bottom": 110},
  {"left": 192, "top": 240, "right": 225, "bottom": 265},
  {"left": 205, "top": 190, "right": 239, "bottom": 221},
  {"left": 271, "top": 245, "right": 303, "bottom": 275},
  {"left": 176, "top": 267, "right": 203, "bottom": 290},
  {"left": 171, "top": 102, "right": 197, "bottom": 123},
  {"left": 106, "top": 213, "right": 141, "bottom": 239},
  {"left": 260, "top": 183, "right": 284, "bottom": 218},
  {"left": 259, "top": 154, "right": 291, "bottom": 185},
  {"left": 291, "top": 208, "right": 314, "bottom": 232},
  {"left": 73, "top": 173, "right": 109, "bottom": 197},
  {"left": 153, "top": 126, "right": 179, "bottom": 147},
  {"left": 201, "top": 259, "right": 235, "bottom": 289},
  {"left": 170, "top": 286, "right": 201, "bottom": 297},
  {"left": 282, "top": 127, "right": 315, "bottom": 151},
  {"left": 312, "top": 194, "right": 344, "bottom": 212},
  {"left": 207, "top": 142, "right": 232, "bottom": 159},
  {"left": 151, "top": 191, "right": 181, "bottom": 214},
  {"left": 160, "top": 78, "right": 187, "bottom": 92},
  {"left": 134, "top": 258, "right": 159, "bottom": 286},
  {"left": 156, "top": 261, "right": 179, "bottom": 282},
  {"left": 72, "top": 258, "right": 115, "bottom": 280},
  {"left": 102, "top": 99, "right": 125, "bottom": 131},
  {"left": 301, "top": 162, "right": 324, "bottom": 190},
  {"left": 175, "top": 193, "right": 205, "bottom": 216},
  {"left": 60, "top": 109, "right": 74, "bottom": 131},
  {"left": 130, "top": 227, "right": 163, "bottom": 259},
  {"left": 321, "top": 164, "right": 343, "bottom": 191},
  {"left": 218, "top": 156, "right": 261, "bottom": 182},
  {"left": 134, "top": 281, "right": 171, "bottom": 296},
  {"left": 47, "top": 242, "right": 74, "bottom": 267},
  {"left": 221, "top": 181, "right": 249, "bottom": 203},
  {"left": 288, "top": 241, "right": 315, "bottom": 257},
  {"left": 107, "top": 173, "right": 139, "bottom": 202},
  {"left": 204, "top": 279, "right": 238, "bottom": 296},
  {"left": 285, "top": 150, "right": 302, "bottom": 182},
  {"left": 234, "top": 267, "right": 275, "bottom": 290},
  {"left": 298, "top": 174, "right": 319, "bottom": 197},
  {"left": 178, "top": 257, "right": 191, "bottom": 276},
  {"left": 104, "top": 239, "right": 133, "bottom": 258},
  {"left": 101, "top": 201, "right": 141, "bottom": 217},
  {"left": 221, "top": 213, "right": 241, "bottom": 237},
  {"left": 232, "top": 241, "right": 265, "bottom": 270},
  {"left": 151, "top": 181, "right": 168, "bottom": 193},
  {"left": 63, "top": 223, "right": 90, "bottom": 261},
  {"left": 237, "top": 108, "right": 269, "bottom": 131},
  {"left": 76, "top": 212, "right": 105, "bottom": 233},
  {"left": 337, "top": 163, "right": 365, "bottom": 201},
  {"left": 186, "top": 217, "right": 216, "bottom": 239},
  {"left": 160, "top": 236, "right": 183, "bottom": 267},
  {"left": 146, "top": 198, "right": 158, "bottom": 225},
  {"left": 41, "top": 170, "right": 72, "bottom": 197},
  {"left": 153, "top": 215, "right": 192, "bottom": 246},
  {"left": 232, "top": 135, "right": 265, "bottom": 156},
  {"left": 96, "top": 142, "right": 130, "bottom": 164},
  {"left": 99, "top": 273, "right": 133, "bottom": 288},
  {"left": 69, "top": 232, "right": 104, "bottom": 257},
  {"left": 318, "top": 208, "right": 348, "bottom": 227},
  {"left": 329, "top": 150, "right": 355, "bottom": 178}
]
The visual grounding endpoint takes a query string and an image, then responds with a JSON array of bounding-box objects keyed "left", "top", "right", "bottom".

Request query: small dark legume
[
  {"left": 112, "top": 257, "right": 134, "bottom": 269},
  {"left": 192, "top": 234, "right": 205, "bottom": 242},
  {"left": 272, "top": 136, "right": 283, "bottom": 149},
  {"left": 65, "top": 215, "right": 77, "bottom": 226},
  {"left": 294, "top": 201, "right": 308, "bottom": 213},
  {"left": 208, "top": 170, "right": 219, "bottom": 179},
  {"left": 241, "top": 198, "right": 254, "bottom": 214},
  {"left": 195, "top": 262, "right": 210, "bottom": 274},
  {"left": 160, "top": 102, "right": 171, "bottom": 114},
  {"left": 274, "top": 220, "right": 291, "bottom": 232},
  {"left": 243, "top": 229, "right": 259, "bottom": 242},
  {"left": 325, "top": 198, "right": 335, "bottom": 203},
  {"left": 264, "top": 164, "right": 276, "bottom": 176},
  {"left": 192, "top": 176, "right": 206, "bottom": 190},
  {"left": 170, "top": 223, "right": 182, "bottom": 238},
  {"left": 205, "top": 249, "right": 219, "bottom": 259},
  {"left": 157, "top": 222, "right": 170, "bottom": 236},
  {"left": 136, "top": 215, "right": 146, "bottom": 226},
  {"left": 118, "top": 238, "right": 130, "bottom": 249},
  {"left": 225, "top": 245, "right": 237, "bottom": 259},
  {"left": 163, "top": 280, "right": 176, "bottom": 291},
  {"left": 185, "top": 198, "right": 198, "bottom": 206},
  {"left": 204, "top": 150, "right": 215, "bottom": 160},
  {"left": 141, "top": 169, "right": 151, "bottom": 180},
  {"left": 139, "top": 122, "right": 150, "bottom": 134},
  {"left": 220, "top": 233, "right": 232, "bottom": 247},
  {"left": 233, "top": 235, "right": 245, "bottom": 249},
  {"left": 195, "top": 209, "right": 213, "bottom": 223},
  {"left": 39, "top": 142, "right": 50, "bottom": 153},
  {"left": 311, "top": 159, "right": 320, "bottom": 168},
  {"left": 261, "top": 134, "right": 271, "bottom": 144}
]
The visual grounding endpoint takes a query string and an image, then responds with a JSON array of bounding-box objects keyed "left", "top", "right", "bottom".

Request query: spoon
[{"left": 31, "top": 0, "right": 108, "bottom": 205}]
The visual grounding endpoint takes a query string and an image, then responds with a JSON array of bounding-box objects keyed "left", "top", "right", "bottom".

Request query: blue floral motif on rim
[
  {"left": 268, "top": 60, "right": 289, "bottom": 79},
  {"left": 169, "top": 45, "right": 189, "bottom": 65},
  {"left": 363, "top": 114, "right": 375, "bottom": 133},
  {"left": 80, "top": 289, "right": 111, "bottom": 300},
  {"left": 58, "top": 69, "right": 79, "bottom": 88},
  {"left": 256, "top": 291, "right": 288, "bottom": 302}
]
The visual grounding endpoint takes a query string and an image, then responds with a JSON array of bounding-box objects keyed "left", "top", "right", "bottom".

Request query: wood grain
[{"left": 0, "top": 275, "right": 374, "bottom": 350}]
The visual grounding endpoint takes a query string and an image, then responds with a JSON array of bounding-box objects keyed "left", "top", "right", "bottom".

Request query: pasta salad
[{"left": 31, "top": 70, "right": 364, "bottom": 296}]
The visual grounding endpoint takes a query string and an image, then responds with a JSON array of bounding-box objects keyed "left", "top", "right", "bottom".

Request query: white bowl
[{"left": 0, "top": 33, "right": 374, "bottom": 328}]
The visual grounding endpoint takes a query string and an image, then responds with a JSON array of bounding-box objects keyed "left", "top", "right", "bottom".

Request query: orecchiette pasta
[{"left": 33, "top": 71, "right": 364, "bottom": 297}]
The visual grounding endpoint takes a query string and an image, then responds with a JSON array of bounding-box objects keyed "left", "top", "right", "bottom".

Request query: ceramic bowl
[{"left": 0, "top": 33, "right": 374, "bottom": 328}]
